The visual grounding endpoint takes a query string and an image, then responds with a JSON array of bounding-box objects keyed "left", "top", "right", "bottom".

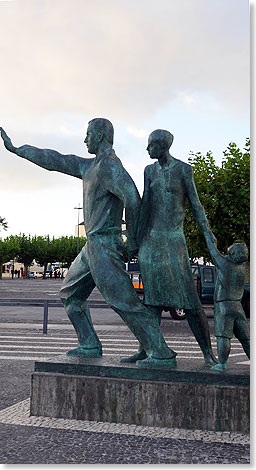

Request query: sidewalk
[{"left": 0, "top": 322, "right": 250, "bottom": 464}]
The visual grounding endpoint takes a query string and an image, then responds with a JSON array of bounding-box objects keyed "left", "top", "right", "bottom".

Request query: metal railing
[{"left": 0, "top": 298, "right": 109, "bottom": 334}]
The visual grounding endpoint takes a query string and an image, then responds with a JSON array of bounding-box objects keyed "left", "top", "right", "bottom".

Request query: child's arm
[{"left": 205, "top": 233, "right": 226, "bottom": 269}]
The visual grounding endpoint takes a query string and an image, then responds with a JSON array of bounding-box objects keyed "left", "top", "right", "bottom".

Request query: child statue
[{"left": 206, "top": 239, "right": 250, "bottom": 371}]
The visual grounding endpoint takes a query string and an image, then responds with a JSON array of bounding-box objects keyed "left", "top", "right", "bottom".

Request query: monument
[{"left": 0, "top": 123, "right": 249, "bottom": 432}]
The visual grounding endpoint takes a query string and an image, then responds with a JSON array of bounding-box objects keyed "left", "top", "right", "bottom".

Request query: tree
[
  {"left": 214, "top": 139, "right": 250, "bottom": 252},
  {"left": 184, "top": 139, "right": 250, "bottom": 261},
  {"left": 0, "top": 233, "right": 88, "bottom": 279},
  {"left": 15, "top": 234, "right": 37, "bottom": 278},
  {"left": 54, "top": 236, "right": 87, "bottom": 268},
  {"left": 34, "top": 236, "right": 58, "bottom": 278},
  {"left": 0, "top": 235, "right": 20, "bottom": 278}
]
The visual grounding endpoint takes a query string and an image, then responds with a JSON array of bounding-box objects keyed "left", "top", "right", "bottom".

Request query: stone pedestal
[{"left": 30, "top": 355, "right": 249, "bottom": 433}]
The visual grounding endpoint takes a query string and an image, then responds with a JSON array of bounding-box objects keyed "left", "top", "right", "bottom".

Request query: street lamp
[{"left": 74, "top": 204, "right": 83, "bottom": 254}]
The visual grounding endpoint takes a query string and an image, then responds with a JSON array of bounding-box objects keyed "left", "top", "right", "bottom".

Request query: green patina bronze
[
  {"left": 206, "top": 240, "right": 250, "bottom": 371},
  {"left": 0, "top": 121, "right": 177, "bottom": 369},
  {"left": 122, "top": 129, "right": 218, "bottom": 367}
]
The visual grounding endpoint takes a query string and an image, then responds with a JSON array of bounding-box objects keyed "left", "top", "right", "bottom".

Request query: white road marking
[
  {"left": 0, "top": 340, "right": 244, "bottom": 351},
  {"left": 0, "top": 354, "right": 207, "bottom": 361},
  {"left": 0, "top": 334, "right": 218, "bottom": 342},
  {"left": 0, "top": 333, "right": 248, "bottom": 364}
]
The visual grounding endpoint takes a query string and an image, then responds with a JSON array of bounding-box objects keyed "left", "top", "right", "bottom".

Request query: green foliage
[
  {"left": 33, "top": 236, "right": 58, "bottom": 277},
  {"left": 185, "top": 139, "right": 250, "bottom": 261},
  {"left": 0, "top": 234, "right": 87, "bottom": 278},
  {"left": 0, "top": 235, "right": 20, "bottom": 278},
  {"left": 15, "top": 234, "right": 37, "bottom": 277},
  {"left": 53, "top": 236, "right": 87, "bottom": 267}
]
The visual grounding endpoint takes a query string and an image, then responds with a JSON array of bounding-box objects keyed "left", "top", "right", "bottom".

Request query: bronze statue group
[{"left": 0, "top": 118, "right": 250, "bottom": 371}]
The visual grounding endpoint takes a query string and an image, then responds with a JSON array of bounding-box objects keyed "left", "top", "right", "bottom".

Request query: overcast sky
[{"left": 0, "top": 0, "right": 250, "bottom": 238}]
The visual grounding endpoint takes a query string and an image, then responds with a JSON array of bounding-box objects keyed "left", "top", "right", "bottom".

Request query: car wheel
[{"left": 169, "top": 307, "right": 186, "bottom": 320}]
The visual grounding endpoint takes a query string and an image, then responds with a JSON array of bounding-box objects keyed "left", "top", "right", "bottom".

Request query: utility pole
[{"left": 74, "top": 204, "right": 83, "bottom": 254}]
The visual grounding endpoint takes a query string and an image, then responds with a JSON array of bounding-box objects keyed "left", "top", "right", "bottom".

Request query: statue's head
[
  {"left": 147, "top": 129, "right": 174, "bottom": 160},
  {"left": 227, "top": 242, "right": 248, "bottom": 264},
  {"left": 85, "top": 118, "right": 114, "bottom": 154}
]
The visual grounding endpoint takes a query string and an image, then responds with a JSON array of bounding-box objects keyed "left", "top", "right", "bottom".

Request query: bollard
[{"left": 43, "top": 300, "right": 49, "bottom": 334}]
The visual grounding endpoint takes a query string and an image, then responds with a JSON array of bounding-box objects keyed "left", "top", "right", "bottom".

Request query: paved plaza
[{"left": 0, "top": 279, "right": 250, "bottom": 464}]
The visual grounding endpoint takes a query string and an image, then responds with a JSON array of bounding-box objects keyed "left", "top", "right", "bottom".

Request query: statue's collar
[{"left": 156, "top": 157, "right": 177, "bottom": 171}]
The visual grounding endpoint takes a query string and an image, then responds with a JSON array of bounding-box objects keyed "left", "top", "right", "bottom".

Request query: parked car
[
  {"left": 28, "top": 271, "right": 43, "bottom": 279},
  {"left": 128, "top": 263, "right": 250, "bottom": 320}
]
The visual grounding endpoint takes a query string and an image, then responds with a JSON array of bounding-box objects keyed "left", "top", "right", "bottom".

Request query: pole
[
  {"left": 77, "top": 206, "right": 80, "bottom": 253},
  {"left": 43, "top": 300, "right": 48, "bottom": 334},
  {"left": 74, "top": 204, "right": 83, "bottom": 255}
]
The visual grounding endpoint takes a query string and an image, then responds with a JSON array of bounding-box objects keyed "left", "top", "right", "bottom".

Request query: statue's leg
[
  {"left": 233, "top": 314, "right": 250, "bottom": 359},
  {"left": 60, "top": 248, "right": 102, "bottom": 357},
  {"left": 240, "top": 339, "right": 250, "bottom": 359},
  {"left": 88, "top": 238, "right": 176, "bottom": 365},
  {"left": 211, "top": 337, "right": 230, "bottom": 371},
  {"left": 185, "top": 307, "right": 217, "bottom": 366},
  {"left": 120, "top": 306, "right": 162, "bottom": 363}
]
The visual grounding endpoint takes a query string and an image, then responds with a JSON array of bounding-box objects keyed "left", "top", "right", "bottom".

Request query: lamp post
[{"left": 74, "top": 204, "right": 83, "bottom": 254}]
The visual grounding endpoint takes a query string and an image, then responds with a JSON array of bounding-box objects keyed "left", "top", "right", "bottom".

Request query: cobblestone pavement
[
  {"left": 0, "top": 399, "right": 250, "bottom": 464},
  {"left": 0, "top": 325, "right": 250, "bottom": 464}
]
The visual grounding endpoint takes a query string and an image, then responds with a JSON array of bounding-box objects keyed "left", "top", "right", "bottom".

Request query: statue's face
[
  {"left": 84, "top": 124, "right": 100, "bottom": 154},
  {"left": 146, "top": 138, "right": 163, "bottom": 160},
  {"left": 228, "top": 244, "right": 248, "bottom": 264}
]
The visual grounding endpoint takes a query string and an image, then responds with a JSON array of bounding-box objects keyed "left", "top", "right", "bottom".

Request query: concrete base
[{"left": 30, "top": 355, "right": 249, "bottom": 433}]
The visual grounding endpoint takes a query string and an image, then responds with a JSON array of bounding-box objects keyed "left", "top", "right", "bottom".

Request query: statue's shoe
[
  {"left": 211, "top": 363, "right": 227, "bottom": 372},
  {"left": 204, "top": 352, "right": 218, "bottom": 366},
  {"left": 66, "top": 347, "right": 102, "bottom": 357},
  {"left": 120, "top": 350, "right": 147, "bottom": 363},
  {"left": 136, "top": 356, "right": 177, "bottom": 369}
]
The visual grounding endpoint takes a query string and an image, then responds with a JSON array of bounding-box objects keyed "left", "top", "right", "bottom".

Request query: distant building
[{"left": 75, "top": 222, "right": 86, "bottom": 238}]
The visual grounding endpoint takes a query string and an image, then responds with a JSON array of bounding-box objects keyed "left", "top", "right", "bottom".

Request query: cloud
[
  {"left": 0, "top": 0, "right": 249, "bottom": 124},
  {"left": 0, "top": 0, "right": 249, "bottom": 239},
  {"left": 127, "top": 127, "right": 149, "bottom": 139}
]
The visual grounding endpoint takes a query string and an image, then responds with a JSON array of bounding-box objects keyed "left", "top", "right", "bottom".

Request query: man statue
[
  {"left": 0, "top": 120, "right": 176, "bottom": 368},
  {"left": 123, "top": 129, "right": 217, "bottom": 366}
]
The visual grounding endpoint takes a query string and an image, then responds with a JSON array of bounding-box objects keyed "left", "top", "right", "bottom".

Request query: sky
[{"left": 0, "top": 0, "right": 251, "bottom": 238}]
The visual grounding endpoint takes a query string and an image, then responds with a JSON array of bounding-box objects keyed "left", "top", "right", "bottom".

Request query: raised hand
[
  {"left": 208, "top": 230, "right": 217, "bottom": 246},
  {"left": 0, "top": 127, "right": 15, "bottom": 151}
]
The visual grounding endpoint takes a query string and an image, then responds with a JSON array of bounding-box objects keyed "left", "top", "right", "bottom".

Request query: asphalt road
[{"left": 0, "top": 278, "right": 214, "bottom": 330}]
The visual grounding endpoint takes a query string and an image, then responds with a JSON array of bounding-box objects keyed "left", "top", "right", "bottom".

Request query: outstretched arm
[
  {"left": 0, "top": 127, "right": 91, "bottom": 179},
  {"left": 185, "top": 164, "right": 216, "bottom": 244}
]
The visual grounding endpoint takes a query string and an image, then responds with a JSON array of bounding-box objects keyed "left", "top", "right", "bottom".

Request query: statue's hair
[
  {"left": 88, "top": 118, "right": 114, "bottom": 145},
  {"left": 149, "top": 129, "right": 174, "bottom": 149}
]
